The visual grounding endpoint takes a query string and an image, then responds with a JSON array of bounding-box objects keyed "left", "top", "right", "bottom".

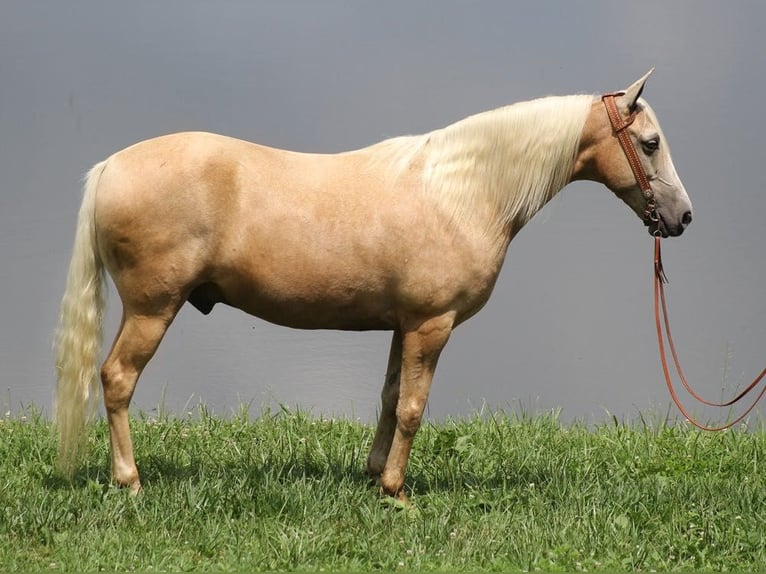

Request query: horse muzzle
[{"left": 647, "top": 208, "right": 692, "bottom": 238}]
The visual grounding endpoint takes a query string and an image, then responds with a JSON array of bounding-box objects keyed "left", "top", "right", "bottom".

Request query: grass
[{"left": 1, "top": 405, "right": 765, "bottom": 571}]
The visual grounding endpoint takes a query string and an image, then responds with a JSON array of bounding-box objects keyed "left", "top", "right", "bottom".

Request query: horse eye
[{"left": 642, "top": 137, "right": 660, "bottom": 154}]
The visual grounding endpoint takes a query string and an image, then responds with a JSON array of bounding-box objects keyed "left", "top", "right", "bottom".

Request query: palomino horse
[{"left": 55, "top": 71, "right": 692, "bottom": 501}]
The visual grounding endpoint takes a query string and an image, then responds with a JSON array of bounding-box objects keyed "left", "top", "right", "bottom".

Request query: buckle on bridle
[{"left": 644, "top": 197, "right": 660, "bottom": 224}]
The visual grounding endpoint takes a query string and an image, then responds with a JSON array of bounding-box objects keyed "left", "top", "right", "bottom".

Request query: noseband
[{"left": 601, "top": 93, "right": 660, "bottom": 230}]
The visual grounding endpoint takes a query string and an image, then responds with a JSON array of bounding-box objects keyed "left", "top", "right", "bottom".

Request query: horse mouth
[
  {"left": 647, "top": 220, "right": 668, "bottom": 238},
  {"left": 647, "top": 213, "right": 683, "bottom": 238}
]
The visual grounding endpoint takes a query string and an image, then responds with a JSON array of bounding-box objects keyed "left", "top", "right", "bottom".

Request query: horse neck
[{"left": 423, "top": 94, "right": 594, "bottom": 235}]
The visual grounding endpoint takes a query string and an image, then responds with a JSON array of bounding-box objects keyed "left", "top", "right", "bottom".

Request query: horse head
[{"left": 575, "top": 69, "right": 693, "bottom": 237}]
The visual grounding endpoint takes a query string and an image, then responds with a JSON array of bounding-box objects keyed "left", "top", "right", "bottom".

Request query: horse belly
[
  {"left": 213, "top": 196, "right": 500, "bottom": 331},
  {"left": 216, "top": 264, "right": 400, "bottom": 330}
]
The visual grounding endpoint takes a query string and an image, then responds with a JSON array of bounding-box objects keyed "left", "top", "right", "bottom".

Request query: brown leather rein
[{"left": 603, "top": 93, "right": 766, "bottom": 430}]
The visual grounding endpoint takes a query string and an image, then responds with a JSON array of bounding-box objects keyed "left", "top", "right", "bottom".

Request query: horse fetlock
[
  {"left": 379, "top": 467, "right": 406, "bottom": 500},
  {"left": 113, "top": 475, "right": 141, "bottom": 495},
  {"left": 111, "top": 456, "right": 140, "bottom": 488}
]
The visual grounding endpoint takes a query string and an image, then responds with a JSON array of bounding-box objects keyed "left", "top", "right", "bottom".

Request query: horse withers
[{"left": 54, "top": 70, "right": 692, "bottom": 502}]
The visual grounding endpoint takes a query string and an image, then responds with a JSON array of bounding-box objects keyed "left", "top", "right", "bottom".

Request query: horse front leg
[
  {"left": 366, "top": 330, "right": 402, "bottom": 479},
  {"left": 379, "top": 312, "right": 454, "bottom": 503}
]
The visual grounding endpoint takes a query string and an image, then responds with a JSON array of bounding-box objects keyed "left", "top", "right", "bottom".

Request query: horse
[{"left": 54, "top": 70, "right": 692, "bottom": 502}]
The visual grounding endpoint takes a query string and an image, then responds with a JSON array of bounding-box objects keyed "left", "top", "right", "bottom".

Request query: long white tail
[{"left": 54, "top": 162, "right": 108, "bottom": 478}]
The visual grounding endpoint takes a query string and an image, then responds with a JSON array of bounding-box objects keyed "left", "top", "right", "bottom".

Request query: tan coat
[{"left": 55, "top": 72, "right": 691, "bottom": 502}]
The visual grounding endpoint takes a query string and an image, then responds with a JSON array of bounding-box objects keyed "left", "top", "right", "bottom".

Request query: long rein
[{"left": 603, "top": 93, "right": 766, "bottom": 430}]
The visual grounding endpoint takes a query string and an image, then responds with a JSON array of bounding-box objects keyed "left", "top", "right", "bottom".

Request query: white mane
[{"left": 422, "top": 94, "right": 594, "bottom": 231}]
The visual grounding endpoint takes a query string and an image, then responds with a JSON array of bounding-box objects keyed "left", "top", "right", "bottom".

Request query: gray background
[{"left": 2, "top": 2, "right": 765, "bottom": 425}]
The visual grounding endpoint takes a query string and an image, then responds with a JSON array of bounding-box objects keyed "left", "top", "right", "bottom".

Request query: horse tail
[{"left": 54, "top": 161, "right": 108, "bottom": 479}]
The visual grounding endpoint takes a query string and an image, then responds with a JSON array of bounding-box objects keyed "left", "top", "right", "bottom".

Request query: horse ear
[{"left": 620, "top": 68, "right": 654, "bottom": 113}]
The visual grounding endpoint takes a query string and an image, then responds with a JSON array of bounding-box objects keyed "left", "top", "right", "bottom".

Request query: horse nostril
[{"left": 682, "top": 211, "right": 693, "bottom": 226}]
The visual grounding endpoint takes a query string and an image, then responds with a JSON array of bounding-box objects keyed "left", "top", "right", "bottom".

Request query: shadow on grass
[
  {"left": 41, "top": 465, "right": 112, "bottom": 491},
  {"left": 45, "top": 451, "right": 529, "bottom": 505},
  {"left": 39, "top": 407, "right": 558, "bottom": 500},
  {"left": 47, "top": 453, "right": 375, "bottom": 494}
]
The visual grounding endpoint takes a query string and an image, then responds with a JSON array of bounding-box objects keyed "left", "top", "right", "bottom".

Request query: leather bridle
[
  {"left": 602, "top": 92, "right": 766, "bottom": 430},
  {"left": 601, "top": 92, "right": 660, "bottom": 230}
]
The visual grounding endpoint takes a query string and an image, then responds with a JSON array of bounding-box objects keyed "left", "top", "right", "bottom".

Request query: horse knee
[{"left": 396, "top": 397, "right": 426, "bottom": 436}]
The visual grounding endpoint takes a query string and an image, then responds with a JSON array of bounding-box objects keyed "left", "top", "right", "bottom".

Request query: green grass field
[{"left": 1, "top": 406, "right": 764, "bottom": 571}]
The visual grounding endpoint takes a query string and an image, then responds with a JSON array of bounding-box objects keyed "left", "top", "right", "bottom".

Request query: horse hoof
[{"left": 379, "top": 489, "right": 416, "bottom": 512}]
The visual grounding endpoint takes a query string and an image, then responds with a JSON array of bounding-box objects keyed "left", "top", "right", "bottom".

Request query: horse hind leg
[
  {"left": 100, "top": 306, "right": 179, "bottom": 491},
  {"left": 366, "top": 330, "right": 403, "bottom": 479}
]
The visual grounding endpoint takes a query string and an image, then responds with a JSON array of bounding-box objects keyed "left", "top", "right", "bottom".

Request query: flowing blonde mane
[
  {"left": 375, "top": 95, "right": 593, "bottom": 228},
  {"left": 420, "top": 94, "right": 594, "bottom": 230}
]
